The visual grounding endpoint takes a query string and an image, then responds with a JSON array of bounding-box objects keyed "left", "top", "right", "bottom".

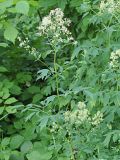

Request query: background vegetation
[{"left": 0, "top": 0, "right": 120, "bottom": 159}]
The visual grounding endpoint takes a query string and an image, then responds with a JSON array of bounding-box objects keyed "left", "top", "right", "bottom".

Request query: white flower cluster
[
  {"left": 99, "top": 0, "right": 119, "bottom": 14},
  {"left": 109, "top": 49, "right": 120, "bottom": 68},
  {"left": 64, "top": 101, "right": 103, "bottom": 127},
  {"left": 38, "top": 8, "right": 77, "bottom": 45},
  {"left": 91, "top": 111, "right": 103, "bottom": 126},
  {"left": 50, "top": 122, "right": 62, "bottom": 133},
  {"left": 17, "top": 36, "right": 38, "bottom": 57},
  {"left": 64, "top": 102, "right": 89, "bottom": 126}
]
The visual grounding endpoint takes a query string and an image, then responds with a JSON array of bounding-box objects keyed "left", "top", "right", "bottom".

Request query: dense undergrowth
[{"left": 0, "top": 0, "right": 120, "bottom": 159}]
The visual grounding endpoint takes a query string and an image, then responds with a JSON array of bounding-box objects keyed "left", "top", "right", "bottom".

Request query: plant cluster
[{"left": 0, "top": 0, "right": 120, "bottom": 160}]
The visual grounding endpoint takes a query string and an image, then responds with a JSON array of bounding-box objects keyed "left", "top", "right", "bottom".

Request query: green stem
[
  {"left": 52, "top": 134, "right": 58, "bottom": 160},
  {"left": 54, "top": 51, "right": 59, "bottom": 97}
]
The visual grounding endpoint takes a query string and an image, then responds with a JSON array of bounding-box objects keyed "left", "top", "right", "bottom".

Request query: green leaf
[
  {"left": 15, "top": 0, "right": 29, "bottom": 15},
  {"left": 0, "top": 107, "right": 4, "bottom": 114},
  {"left": 71, "top": 46, "right": 81, "bottom": 60},
  {"left": 27, "top": 150, "right": 52, "bottom": 160},
  {"left": 39, "top": 0, "right": 57, "bottom": 8},
  {"left": 10, "top": 135, "right": 24, "bottom": 149},
  {"left": 113, "top": 133, "right": 119, "bottom": 142},
  {"left": 0, "top": 66, "right": 8, "bottom": 72},
  {"left": 4, "top": 97, "right": 17, "bottom": 104},
  {"left": 5, "top": 106, "right": 17, "bottom": 114},
  {"left": 9, "top": 151, "right": 24, "bottom": 160},
  {"left": 28, "top": 86, "right": 40, "bottom": 94},
  {"left": 40, "top": 116, "right": 49, "bottom": 130},
  {"left": 0, "top": 43, "right": 8, "bottom": 47},
  {"left": 4, "top": 24, "right": 18, "bottom": 43},
  {"left": 2, "top": 92, "right": 10, "bottom": 100},
  {"left": 103, "top": 133, "right": 112, "bottom": 147},
  {"left": 0, "top": 0, "right": 13, "bottom": 9},
  {"left": 20, "top": 141, "right": 33, "bottom": 154},
  {"left": 0, "top": 99, "right": 3, "bottom": 104},
  {"left": 1, "top": 137, "right": 10, "bottom": 147},
  {"left": 37, "top": 69, "right": 49, "bottom": 80},
  {"left": 10, "top": 85, "right": 21, "bottom": 95},
  {"left": 16, "top": 72, "right": 32, "bottom": 83},
  {"left": 32, "top": 94, "right": 42, "bottom": 103},
  {"left": 26, "top": 151, "right": 41, "bottom": 160},
  {"left": 58, "top": 0, "right": 67, "bottom": 10}
]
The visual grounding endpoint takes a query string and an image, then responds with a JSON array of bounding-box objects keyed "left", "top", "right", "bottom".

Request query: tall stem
[{"left": 54, "top": 51, "right": 59, "bottom": 97}]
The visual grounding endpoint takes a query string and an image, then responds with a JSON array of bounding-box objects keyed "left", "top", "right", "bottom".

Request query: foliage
[{"left": 0, "top": 0, "right": 120, "bottom": 160}]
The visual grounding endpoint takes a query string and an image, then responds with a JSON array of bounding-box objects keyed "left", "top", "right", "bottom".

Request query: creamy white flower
[
  {"left": 38, "top": 8, "right": 75, "bottom": 45},
  {"left": 99, "top": 0, "right": 118, "bottom": 14},
  {"left": 42, "top": 16, "right": 51, "bottom": 26},
  {"left": 92, "top": 111, "right": 103, "bottom": 126},
  {"left": 109, "top": 49, "right": 120, "bottom": 68}
]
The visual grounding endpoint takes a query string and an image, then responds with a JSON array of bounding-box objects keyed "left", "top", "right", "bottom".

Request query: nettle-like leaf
[{"left": 37, "top": 69, "right": 50, "bottom": 80}]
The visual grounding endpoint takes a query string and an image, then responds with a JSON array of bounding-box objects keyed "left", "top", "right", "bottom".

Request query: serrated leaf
[
  {"left": 103, "top": 133, "right": 112, "bottom": 147},
  {"left": 39, "top": 116, "right": 49, "bottom": 130},
  {"left": 37, "top": 69, "right": 49, "bottom": 80}
]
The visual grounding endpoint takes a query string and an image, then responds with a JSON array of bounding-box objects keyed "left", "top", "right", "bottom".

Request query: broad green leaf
[
  {"left": 0, "top": 43, "right": 8, "bottom": 47},
  {"left": 16, "top": 72, "right": 32, "bottom": 83},
  {"left": 27, "top": 150, "right": 52, "bottom": 160},
  {"left": 15, "top": 0, "right": 29, "bottom": 15},
  {"left": 26, "top": 151, "right": 41, "bottom": 160},
  {"left": 0, "top": 0, "right": 13, "bottom": 9},
  {"left": 4, "top": 24, "right": 18, "bottom": 43},
  {"left": 10, "top": 85, "right": 21, "bottom": 95},
  {"left": 4, "top": 97, "right": 17, "bottom": 104},
  {"left": 10, "top": 135, "right": 24, "bottom": 149},
  {"left": 2, "top": 92, "right": 10, "bottom": 100},
  {"left": 20, "top": 141, "right": 33, "bottom": 154},
  {"left": 58, "top": 0, "right": 67, "bottom": 10},
  {"left": 0, "top": 66, "right": 8, "bottom": 72},
  {"left": 39, "top": 0, "right": 57, "bottom": 8},
  {"left": 32, "top": 94, "right": 42, "bottom": 103},
  {"left": 9, "top": 151, "right": 24, "bottom": 160},
  {"left": 5, "top": 106, "right": 17, "bottom": 114},
  {"left": 28, "top": 86, "right": 40, "bottom": 94},
  {"left": 1, "top": 137, "right": 10, "bottom": 147}
]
